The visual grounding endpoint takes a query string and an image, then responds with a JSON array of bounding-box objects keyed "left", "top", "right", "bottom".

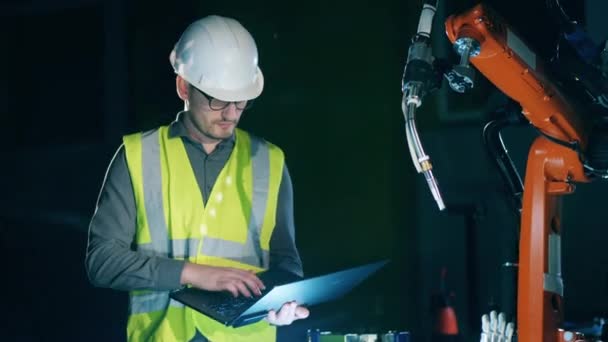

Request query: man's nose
[{"left": 222, "top": 103, "right": 239, "bottom": 120}]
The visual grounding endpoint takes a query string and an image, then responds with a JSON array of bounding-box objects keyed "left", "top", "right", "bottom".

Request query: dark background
[{"left": 1, "top": 0, "right": 607, "bottom": 341}]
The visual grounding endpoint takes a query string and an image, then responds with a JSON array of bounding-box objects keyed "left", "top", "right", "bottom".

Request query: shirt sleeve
[
  {"left": 85, "top": 145, "right": 185, "bottom": 291},
  {"left": 269, "top": 164, "right": 304, "bottom": 277}
]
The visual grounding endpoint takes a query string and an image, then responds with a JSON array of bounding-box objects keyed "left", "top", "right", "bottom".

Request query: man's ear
[{"left": 176, "top": 75, "right": 190, "bottom": 101}]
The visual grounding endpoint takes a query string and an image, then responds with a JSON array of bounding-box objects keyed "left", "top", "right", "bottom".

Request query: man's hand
[
  {"left": 180, "top": 263, "right": 265, "bottom": 298},
  {"left": 266, "top": 301, "right": 309, "bottom": 326}
]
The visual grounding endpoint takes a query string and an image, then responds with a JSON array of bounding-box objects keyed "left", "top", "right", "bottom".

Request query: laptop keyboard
[
  {"left": 204, "top": 270, "right": 302, "bottom": 318},
  {"left": 205, "top": 288, "right": 270, "bottom": 318},
  {"left": 171, "top": 269, "right": 303, "bottom": 321}
]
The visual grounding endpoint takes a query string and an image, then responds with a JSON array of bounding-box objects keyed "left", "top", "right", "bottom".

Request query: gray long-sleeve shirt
[{"left": 85, "top": 114, "right": 302, "bottom": 291}]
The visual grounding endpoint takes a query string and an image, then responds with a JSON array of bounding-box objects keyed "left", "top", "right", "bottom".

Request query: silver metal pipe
[{"left": 402, "top": 84, "right": 446, "bottom": 210}]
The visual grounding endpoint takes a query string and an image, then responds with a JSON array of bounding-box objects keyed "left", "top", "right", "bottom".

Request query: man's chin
[{"left": 210, "top": 130, "right": 233, "bottom": 140}]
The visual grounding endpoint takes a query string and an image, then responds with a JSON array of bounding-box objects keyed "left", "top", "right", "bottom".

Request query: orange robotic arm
[{"left": 445, "top": 4, "right": 591, "bottom": 342}]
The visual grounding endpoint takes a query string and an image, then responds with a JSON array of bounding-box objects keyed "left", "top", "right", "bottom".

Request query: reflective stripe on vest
[
  {"left": 129, "top": 291, "right": 185, "bottom": 315},
  {"left": 140, "top": 129, "right": 169, "bottom": 255}
]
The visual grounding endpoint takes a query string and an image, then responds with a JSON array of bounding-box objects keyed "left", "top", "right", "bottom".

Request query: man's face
[{"left": 186, "top": 85, "right": 244, "bottom": 141}]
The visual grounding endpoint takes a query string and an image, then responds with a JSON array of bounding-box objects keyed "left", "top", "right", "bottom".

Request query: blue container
[
  {"left": 381, "top": 331, "right": 411, "bottom": 342},
  {"left": 307, "top": 329, "right": 320, "bottom": 342}
]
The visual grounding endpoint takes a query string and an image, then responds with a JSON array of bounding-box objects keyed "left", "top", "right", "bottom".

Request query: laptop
[{"left": 169, "top": 260, "right": 389, "bottom": 327}]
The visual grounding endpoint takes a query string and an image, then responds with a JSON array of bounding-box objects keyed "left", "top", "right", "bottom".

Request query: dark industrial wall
[{"left": 1, "top": 0, "right": 606, "bottom": 341}]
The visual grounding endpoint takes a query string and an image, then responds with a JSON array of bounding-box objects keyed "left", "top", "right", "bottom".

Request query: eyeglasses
[{"left": 193, "top": 86, "right": 254, "bottom": 111}]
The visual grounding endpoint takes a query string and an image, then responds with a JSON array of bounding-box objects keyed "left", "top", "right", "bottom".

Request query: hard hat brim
[{"left": 198, "top": 67, "right": 264, "bottom": 102}]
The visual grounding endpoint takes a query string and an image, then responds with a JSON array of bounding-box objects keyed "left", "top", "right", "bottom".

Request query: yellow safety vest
[{"left": 123, "top": 126, "right": 285, "bottom": 342}]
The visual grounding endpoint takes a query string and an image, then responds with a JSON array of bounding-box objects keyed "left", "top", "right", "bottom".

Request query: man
[{"left": 86, "top": 15, "right": 309, "bottom": 341}]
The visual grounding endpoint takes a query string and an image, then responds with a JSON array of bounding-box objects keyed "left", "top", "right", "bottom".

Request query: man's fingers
[
  {"left": 266, "top": 303, "right": 308, "bottom": 326},
  {"left": 230, "top": 269, "right": 265, "bottom": 293},
  {"left": 189, "top": 265, "right": 269, "bottom": 295},
  {"left": 288, "top": 302, "right": 297, "bottom": 319},
  {"left": 266, "top": 310, "right": 277, "bottom": 323},
  {"left": 276, "top": 302, "right": 291, "bottom": 322},
  {"left": 221, "top": 278, "right": 254, "bottom": 298},
  {"left": 274, "top": 302, "right": 294, "bottom": 325},
  {"left": 280, "top": 302, "right": 296, "bottom": 324},
  {"left": 247, "top": 269, "right": 266, "bottom": 290},
  {"left": 295, "top": 305, "right": 310, "bottom": 319},
  {"left": 224, "top": 283, "right": 239, "bottom": 298},
  {"left": 239, "top": 275, "right": 263, "bottom": 296},
  {"left": 217, "top": 270, "right": 263, "bottom": 297},
  {"left": 232, "top": 279, "right": 253, "bottom": 298}
]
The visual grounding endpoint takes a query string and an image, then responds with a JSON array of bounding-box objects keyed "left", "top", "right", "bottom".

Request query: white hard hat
[{"left": 169, "top": 15, "right": 264, "bottom": 102}]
